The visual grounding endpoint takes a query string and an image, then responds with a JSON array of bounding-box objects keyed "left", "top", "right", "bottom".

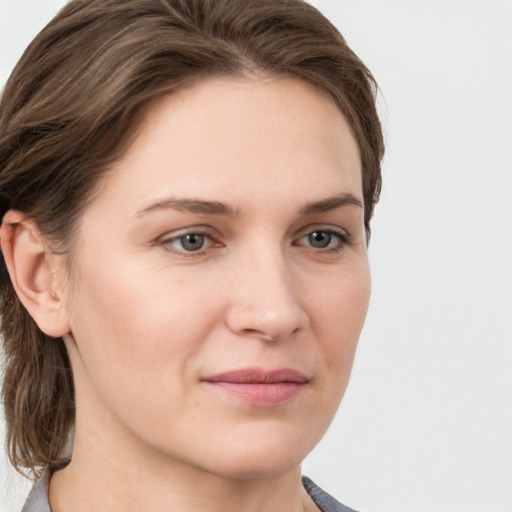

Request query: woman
[{"left": 0, "top": 0, "right": 384, "bottom": 511}]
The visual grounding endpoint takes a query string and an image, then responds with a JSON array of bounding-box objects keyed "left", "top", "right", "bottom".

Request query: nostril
[
  {"left": 242, "top": 328, "right": 280, "bottom": 342},
  {"left": 239, "top": 325, "right": 303, "bottom": 342}
]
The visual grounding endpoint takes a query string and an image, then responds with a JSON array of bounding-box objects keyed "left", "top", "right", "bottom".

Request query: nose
[{"left": 225, "top": 248, "right": 309, "bottom": 342}]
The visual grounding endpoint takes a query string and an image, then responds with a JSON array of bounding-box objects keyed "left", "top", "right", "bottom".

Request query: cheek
[
  {"left": 311, "top": 262, "right": 371, "bottom": 374},
  {"left": 64, "top": 254, "right": 222, "bottom": 400}
]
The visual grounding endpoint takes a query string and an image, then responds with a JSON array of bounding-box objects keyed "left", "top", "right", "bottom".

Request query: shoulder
[{"left": 302, "top": 476, "right": 361, "bottom": 512}]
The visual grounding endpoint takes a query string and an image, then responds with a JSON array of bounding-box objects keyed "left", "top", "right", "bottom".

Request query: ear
[{"left": 0, "top": 210, "right": 71, "bottom": 338}]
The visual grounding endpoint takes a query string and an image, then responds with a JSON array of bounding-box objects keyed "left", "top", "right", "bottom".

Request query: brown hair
[{"left": 0, "top": 0, "right": 384, "bottom": 477}]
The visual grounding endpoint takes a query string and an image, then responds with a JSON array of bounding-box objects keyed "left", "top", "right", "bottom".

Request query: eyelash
[{"left": 158, "top": 227, "right": 352, "bottom": 256}]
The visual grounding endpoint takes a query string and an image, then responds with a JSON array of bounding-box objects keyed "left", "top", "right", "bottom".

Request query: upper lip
[{"left": 202, "top": 368, "right": 309, "bottom": 384}]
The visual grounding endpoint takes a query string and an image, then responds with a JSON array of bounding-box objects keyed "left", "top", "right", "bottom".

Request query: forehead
[{"left": 92, "top": 76, "right": 362, "bottom": 217}]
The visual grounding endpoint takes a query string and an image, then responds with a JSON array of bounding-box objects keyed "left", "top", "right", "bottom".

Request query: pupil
[
  {"left": 182, "top": 234, "right": 204, "bottom": 251},
  {"left": 309, "top": 231, "right": 331, "bottom": 248}
]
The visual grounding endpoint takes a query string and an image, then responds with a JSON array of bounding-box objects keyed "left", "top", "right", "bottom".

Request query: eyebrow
[
  {"left": 136, "top": 192, "right": 363, "bottom": 219},
  {"left": 299, "top": 193, "right": 364, "bottom": 215},
  {"left": 136, "top": 198, "right": 240, "bottom": 218}
]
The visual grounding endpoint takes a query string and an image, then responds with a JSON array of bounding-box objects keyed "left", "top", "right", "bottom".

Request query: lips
[{"left": 201, "top": 368, "right": 308, "bottom": 405}]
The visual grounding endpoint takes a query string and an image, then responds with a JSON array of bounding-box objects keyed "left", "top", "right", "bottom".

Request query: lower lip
[{"left": 203, "top": 381, "right": 306, "bottom": 406}]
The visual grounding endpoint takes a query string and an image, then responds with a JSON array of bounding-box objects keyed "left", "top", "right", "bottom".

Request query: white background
[{"left": 1, "top": 1, "right": 511, "bottom": 511}]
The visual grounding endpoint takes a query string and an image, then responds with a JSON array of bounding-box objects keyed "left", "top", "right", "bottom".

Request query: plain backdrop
[{"left": 1, "top": 1, "right": 511, "bottom": 511}]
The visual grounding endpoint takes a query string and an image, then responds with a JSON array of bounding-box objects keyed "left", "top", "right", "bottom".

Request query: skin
[{"left": 3, "top": 77, "right": 370, "bottom": 512}]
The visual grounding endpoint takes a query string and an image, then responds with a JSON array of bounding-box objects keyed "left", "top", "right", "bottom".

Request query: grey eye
[
  {"left": 177, "top": 233, "right": 206, "bottom": 251},
  {"left": 307, "top": 231, "right": 332, "bottom": 248}
]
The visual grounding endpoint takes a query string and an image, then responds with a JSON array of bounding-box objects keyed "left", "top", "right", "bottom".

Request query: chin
[
  {"left": 187, "top": 422, "right": 321, "bottom": 481},
  {"left": 208, "top": 450, "right": 304, "bottom": 481}
]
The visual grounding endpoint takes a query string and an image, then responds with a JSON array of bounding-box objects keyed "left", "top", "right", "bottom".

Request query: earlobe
[{"left": 0, "top": 210, "right": 71, "bottom": 338}]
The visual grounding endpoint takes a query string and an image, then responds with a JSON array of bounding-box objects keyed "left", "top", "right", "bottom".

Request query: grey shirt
[{"left": 22, "top": 467, "right": 359, "bottom": 512}]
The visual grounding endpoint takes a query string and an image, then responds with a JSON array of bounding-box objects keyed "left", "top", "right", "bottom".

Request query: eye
[
  {"left": 307, "top": 231, "right": 334, "bottom": 248},
  {"left": 296, "top": 229, "right": 350, "bottom": 251},
  {"left": 160, "top": 231, "right": 213, "bottom": 254}
]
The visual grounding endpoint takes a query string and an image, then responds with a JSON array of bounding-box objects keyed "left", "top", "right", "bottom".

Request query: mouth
[{"left": 201, "top": 368, "right": 309, "bottom": 406}]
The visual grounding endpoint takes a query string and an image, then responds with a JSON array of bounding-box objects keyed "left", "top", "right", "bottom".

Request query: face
[{"left": 58, "top": 77, "right": 370, "bottom": 479}]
